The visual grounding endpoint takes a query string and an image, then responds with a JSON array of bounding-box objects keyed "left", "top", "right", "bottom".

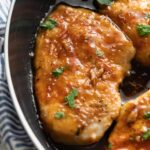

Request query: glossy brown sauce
[
  {"left": 33, "top": 2, "right": 150, "bottom": 150},
  {"left": 47, "top": 45, "right": 150, "bottom": 150}
]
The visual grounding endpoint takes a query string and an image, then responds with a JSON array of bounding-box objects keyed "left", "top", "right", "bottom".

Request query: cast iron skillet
[
  {"left": 5, "top": 0, "right": 110, "bottom": 150},
  {"left": 5, "top": 0, "right": 150, "bottom": 149}
]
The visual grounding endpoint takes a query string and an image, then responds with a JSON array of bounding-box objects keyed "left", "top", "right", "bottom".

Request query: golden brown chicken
[
  {"left": 101, "top": 0, "right": 150, "bottom": 66},
  {"left": 34, "top": 5, "right": 135, "bottom": 145},
  {"left": 109, "top": 90, "right": 150, "bottom": 150}
]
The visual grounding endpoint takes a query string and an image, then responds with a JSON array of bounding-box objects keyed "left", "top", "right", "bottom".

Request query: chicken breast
[
  {"left": 101, "top": 0, "right": 150, "bottom": 66},
  {"left": 109, "top": 91, "right": 150, "bottom": 150},
  {"left": 34, "top": 5, "right": 135, "bottom": 145}
]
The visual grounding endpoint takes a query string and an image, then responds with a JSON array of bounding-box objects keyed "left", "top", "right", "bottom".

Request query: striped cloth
[{"left": 0, "top": 0, "right": 36, "bottom": 149}]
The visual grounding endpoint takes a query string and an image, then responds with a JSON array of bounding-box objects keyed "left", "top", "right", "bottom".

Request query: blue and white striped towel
[{"left": 0, "top": 0, "right": 37, "bottom": 149}]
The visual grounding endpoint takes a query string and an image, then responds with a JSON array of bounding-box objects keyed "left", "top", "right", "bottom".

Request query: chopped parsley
[
  {"left": 96, "top": 0, "right": 113, "bottom": 6},
  {"left": 52, "top": 67, "right": 65, "bottom": 77},
  {"left": 54, "top": 112, "right": 65, "bottom": 119},
  {"left": 108, "top": 143, "right": 112, "bottom": 149},
  {"left": 144, "top": 112, "right": 150, "bottom": 119},
  {"left": 137, "top": 24, "right": 150, "bottom": 36},
  {"left": 142, "top": 129, "right": 150, "bottom": 141},
  {"left": 96, "top": 49, "right": 104, "bottom": 57},
  {"left": 65, "top": 88, "right": 78, "bottom": 108},
  {"left": 40, "top": 18, "right": 57, "bottom": 30}
]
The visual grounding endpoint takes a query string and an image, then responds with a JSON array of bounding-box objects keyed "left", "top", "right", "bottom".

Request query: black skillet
[
  {"left": 5, "top": 0, "right": 150, "bottom": 149},
  {"left": 5, "top": 0, "right": 110, "bottom": 149}
]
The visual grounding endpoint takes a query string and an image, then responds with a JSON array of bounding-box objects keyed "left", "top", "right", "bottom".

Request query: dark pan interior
[
  {"left": 8, "top": 0, "right": 53, "bottom": 149},
  {"left": 8, "top": 0, "right": 109, "bottom": 149}
]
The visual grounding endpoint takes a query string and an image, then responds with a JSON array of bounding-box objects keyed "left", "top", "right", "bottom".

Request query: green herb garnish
[
  {"left": 54, "top": 112, "right": 65, "bottom": 119},
  {"left": 142, "top": 129, "right": 150, "bottom": 140},
  {"left": 144, "top": 112, "right": 150, "bottom": 119},
  {"left": 137, "top": 24, "right": 150, "bottom": 36},
  {"left": 108, "top": 143, "right": 112, "bottom": 149},
  {"left": 40, "top": 18, "right": 57, "bottom": 30},
  {"left": 96, "top": 0, "right": 113, "bottom": 6},
  {"left": 52, "top": 67, "right": 65, "bottom": 77},
  {"left": 65, "top": 88, "right": 78, "bottom": 108},
  {"left": 96, "top": 49, "right": 104, "bottom": 57}
]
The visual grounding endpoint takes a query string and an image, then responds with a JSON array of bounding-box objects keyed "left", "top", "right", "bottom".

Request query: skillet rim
[{"left": 4, "top": 0, "right": 45, "bottom": 149}]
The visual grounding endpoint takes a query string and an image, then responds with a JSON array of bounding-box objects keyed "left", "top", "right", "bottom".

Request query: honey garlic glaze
[
  {"left": 109, "top": 90, "right": 150, "bottom": 150},
  {"left": 102, "top": 0, "right": 150, "bottom": 67},
  {"left": 34, "top": 5, "right": 135, "bottom": 145}
]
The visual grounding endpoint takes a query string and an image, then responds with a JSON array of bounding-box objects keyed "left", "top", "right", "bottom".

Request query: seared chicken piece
[
  {"left": 34, "top": 5, "right": 135, "bottom": 145},
  {"left": 102, "top": 0, "right": 150, "bottom": 66},
  {"left": 109, "top": 91, "right": 150, "bottom": 150}
]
